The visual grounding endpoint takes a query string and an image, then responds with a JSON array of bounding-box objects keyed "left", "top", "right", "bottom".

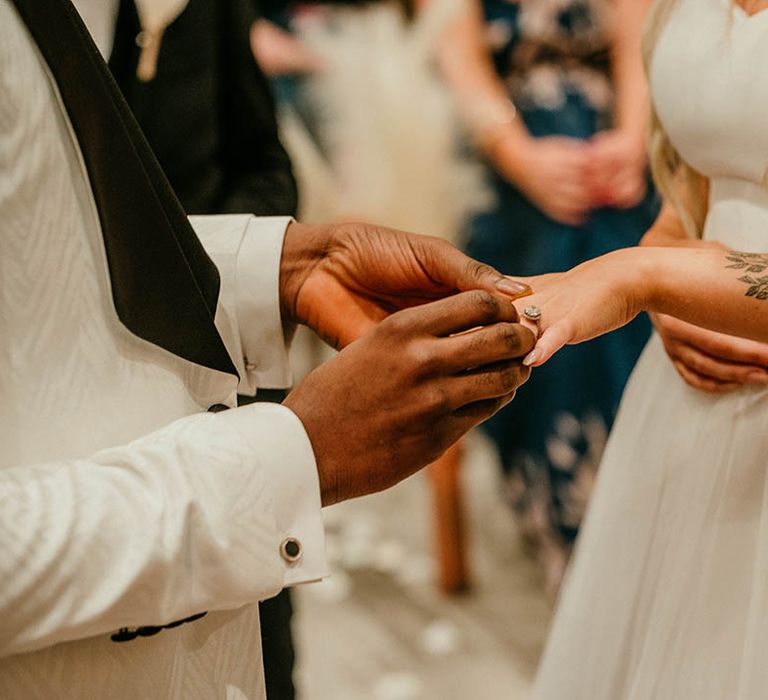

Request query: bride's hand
[{"left": 508, "top": 249, "right": 647, "bottom": 367}]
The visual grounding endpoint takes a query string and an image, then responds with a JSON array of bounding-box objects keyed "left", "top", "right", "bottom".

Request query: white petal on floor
[
  {"left": 373, "top": 540, "right": 406, "bottom": 574},
  {"left": 419, "top": 619, "right": 461, "bottom": 656},
  {"left": 373, "top": 672, "right": 424, "bottom": 700},
  {"left": 393, "top": 555, "right": 434, "bottom": 587}
]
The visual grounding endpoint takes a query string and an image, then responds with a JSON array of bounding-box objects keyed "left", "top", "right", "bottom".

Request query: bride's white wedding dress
[{"left": 531, "top": 1, "right": 768, "bottom": 698}]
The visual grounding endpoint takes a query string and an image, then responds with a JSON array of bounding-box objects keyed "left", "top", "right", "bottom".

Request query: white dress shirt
[
  {"left": 0, "top": 2, "right": 326, "bottom": 697},
  {"left": 72, "top": 0, "right": 120, "bottom": 55}
]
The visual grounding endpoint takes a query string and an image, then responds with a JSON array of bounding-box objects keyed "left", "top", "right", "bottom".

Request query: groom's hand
[
  {"left": 284, "top": 291, "right": 535, "bottom": 506},
  {"left": 279, "top": 221, "right": 531, "bottom": 348}
]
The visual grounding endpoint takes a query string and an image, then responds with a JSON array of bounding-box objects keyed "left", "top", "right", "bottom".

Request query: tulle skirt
[{"left": 531, "top": 332, "right": 768, "bottom": 699}]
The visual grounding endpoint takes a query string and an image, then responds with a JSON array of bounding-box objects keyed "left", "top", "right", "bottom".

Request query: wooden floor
[{"left": 292, "top": 432, "right": 553, "bottom": 700}]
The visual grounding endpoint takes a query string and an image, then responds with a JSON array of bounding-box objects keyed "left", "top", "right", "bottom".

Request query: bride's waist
[{"left": 704, "top": 177, "right": 768, "bottom": 250}]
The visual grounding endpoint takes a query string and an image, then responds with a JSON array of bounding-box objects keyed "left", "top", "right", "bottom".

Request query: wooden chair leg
[{"left": 428, "top": 441, "right": 470, "bottom": 594}]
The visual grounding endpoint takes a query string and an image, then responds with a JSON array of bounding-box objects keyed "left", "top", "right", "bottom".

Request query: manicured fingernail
[
  {"left": 495, "top": 278, "right": 531, "bottom": 298},
  {"left": 523, "top": 349, "right": 542, "bottom": 367}
]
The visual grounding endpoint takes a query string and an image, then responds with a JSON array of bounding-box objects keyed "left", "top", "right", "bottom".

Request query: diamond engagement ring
[
  {"left": 523, "top": 306, "right": 542, "bottom": 337},
  {"left": 523, "top": 306, "right": 542, "bottom": 323}
]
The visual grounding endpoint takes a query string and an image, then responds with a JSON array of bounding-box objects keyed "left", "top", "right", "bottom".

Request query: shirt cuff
[
  {"left": 218, "top": 402, "right": 328, "bottom": 587},
  {"left": 236, "top": 216, "right": 295, "bottom": 394}
]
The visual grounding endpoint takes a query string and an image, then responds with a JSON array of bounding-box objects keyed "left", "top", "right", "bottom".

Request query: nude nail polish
[
  {"left": 495, "top": 278, "right": 531, "bottom": 298},
  {"left": 523, "top": 349, "right": 542, "bottom": 367}
]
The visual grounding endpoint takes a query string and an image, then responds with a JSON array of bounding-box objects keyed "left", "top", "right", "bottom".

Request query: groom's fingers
[
  {"left": 438, "top": 322, "right": 536, "bottom": 372},
  {"left": 412, "top": 236, "right": 532, "bottom": 300},
  {"left": 443, "top": 359, "right": 531, "bottom": 408},
  {"left": 399, "top": 290, "right": 520, "bottom": 337},
  {"left": 453, "top": 393, "right": 517, "bottom": 423}
]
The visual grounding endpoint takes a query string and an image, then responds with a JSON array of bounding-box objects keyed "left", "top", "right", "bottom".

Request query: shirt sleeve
[
  {"left": 190, "top": 214, "right": 294, "bottom": 397},
  {"left": 0, "top": 403, "right": 327, "bottom": 658},
  {"left": 188, "top": 214, "right": 328, "bottom": 579}
]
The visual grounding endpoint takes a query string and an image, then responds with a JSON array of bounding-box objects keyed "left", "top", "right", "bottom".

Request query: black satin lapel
[{"left": 11, "top": 0, "right": 238, "bottom": 378}]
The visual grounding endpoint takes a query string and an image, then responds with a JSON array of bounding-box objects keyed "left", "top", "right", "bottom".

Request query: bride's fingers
[
  {"left": 518, "top": 317, "right": 540, "bottom": 338},
  {"left": 672, "top": 359, "right": 741, "bottom": 394},
  {"left": 523, "top": 324, "right": 569, "bottom": 367}
]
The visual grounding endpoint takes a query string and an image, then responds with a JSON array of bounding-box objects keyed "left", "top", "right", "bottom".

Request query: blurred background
[
  {"left": 90, "top": 0, "right": 657, "bottom": 696},
  {"left": 255, "top": 1, "right": 655, "bottom": 696},
  {"left": 262, "top": 0, "right": 657, "bottom": 700},
  {"left": 291, "top": 431, "right": 551, "bottom": 700}
]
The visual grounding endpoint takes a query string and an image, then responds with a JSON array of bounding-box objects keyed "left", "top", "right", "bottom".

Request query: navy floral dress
[{"left": 465, "top": 0, "right": 658, "bottom": 592}]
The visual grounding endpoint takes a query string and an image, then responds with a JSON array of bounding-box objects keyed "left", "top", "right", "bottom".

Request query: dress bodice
[
  {"left": 652, "top": 0, "right": 768, "bottom": 189},
  {"left": 651, "top": 0, "right": 768, "bottom": 250}
]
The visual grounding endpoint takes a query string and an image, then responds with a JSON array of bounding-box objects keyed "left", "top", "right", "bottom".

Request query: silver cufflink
[{"left": 280, "top": 537, "right": 302, "bottom": 564}]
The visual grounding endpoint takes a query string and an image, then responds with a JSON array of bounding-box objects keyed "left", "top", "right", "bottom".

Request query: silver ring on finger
[{"left": 523, "top": 305, "right": 542, "bottom": 335}]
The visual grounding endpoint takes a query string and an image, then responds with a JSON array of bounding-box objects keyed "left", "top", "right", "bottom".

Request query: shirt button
[
  {"left": 280, "top": 537, "right": 302, "bottom": 564},
  {"left": 245, "top": 361, "right": 258, "bottom": 372}
]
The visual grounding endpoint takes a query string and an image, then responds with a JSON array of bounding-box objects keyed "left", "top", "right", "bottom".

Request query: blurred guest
[
  {"left": 440, "top": 0, "right": 658, "bottom": 594},
  {"left": 105, "top": 0, "right": 297, "bottom": 216},
  {"left": 251, "top": 0, "right": 488, "bottom": 230},
  {"left": 74, "top": 1, "right": 300, "bottom": 696}
]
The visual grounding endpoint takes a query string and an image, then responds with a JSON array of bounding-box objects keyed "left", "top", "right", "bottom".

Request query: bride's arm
[
  {"left": 637, "top": 191, "right": 768, "bottom": 391},
  {"left": 645, "top": 246, "right": 768, "bottom": 340},
  {"left": 517, "top": 243, "right": 768, "bottom": 366}
]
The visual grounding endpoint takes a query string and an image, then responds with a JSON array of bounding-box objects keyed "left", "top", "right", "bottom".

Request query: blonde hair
[{"left": 642, "top": 0, "right": 708, "bottom": 237}]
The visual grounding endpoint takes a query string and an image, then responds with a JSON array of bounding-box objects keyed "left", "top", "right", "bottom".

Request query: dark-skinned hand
[
  {"left": 279, "top": 221, "right": 531, "bottom": 348},
  {"left": 284, "top": 290, "right": 535, "bottom": 505}
]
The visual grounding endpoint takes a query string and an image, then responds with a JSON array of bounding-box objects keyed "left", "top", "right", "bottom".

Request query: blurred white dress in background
[{"left": 279, "top": 0, "right": 490, "bottom": 243}]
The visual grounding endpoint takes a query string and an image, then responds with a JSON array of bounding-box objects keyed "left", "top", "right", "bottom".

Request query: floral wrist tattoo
[{"left": 725, "top": 251, "right": 768, "bottom": 300}]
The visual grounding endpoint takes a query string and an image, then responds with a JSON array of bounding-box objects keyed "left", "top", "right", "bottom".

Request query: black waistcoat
[{"left": 109, "top": 0, "right": 298, "bottom": 217}]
